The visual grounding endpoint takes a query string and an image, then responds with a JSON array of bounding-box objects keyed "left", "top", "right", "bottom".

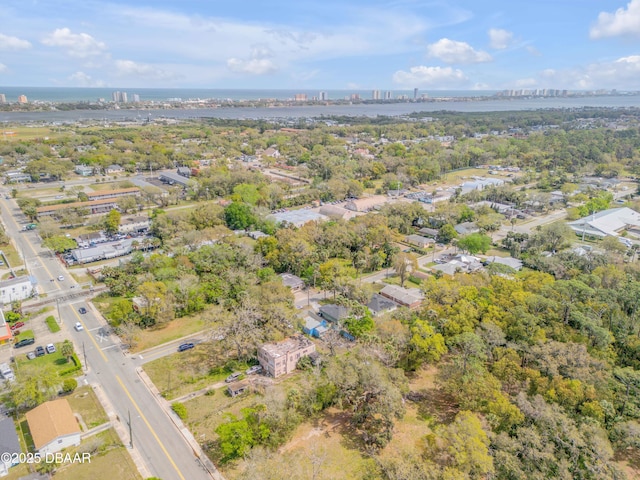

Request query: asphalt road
[{"left": 0, "top": 196, "right": 216, "bottom": 480}]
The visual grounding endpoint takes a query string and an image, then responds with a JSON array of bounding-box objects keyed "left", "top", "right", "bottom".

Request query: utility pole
[
  {"left": 82, "top": 342, "right": 87, "bottom": 373},
  {"left": 128, "top": 409, "right": 133, "bottom": 449},
  {"left": 56, "top": 298, "right": 61, "bottom": 324}
]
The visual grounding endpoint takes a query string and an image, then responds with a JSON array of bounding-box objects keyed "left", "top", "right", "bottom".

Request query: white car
[
  {"left": 74, "top": 322, "right": 84, "bottom": 331},
  {"left": 57, "top": 275, "right": 64, "bottom": 281},
  {"left": 45, "top": 343, "right": 56, "bottom": 354}
]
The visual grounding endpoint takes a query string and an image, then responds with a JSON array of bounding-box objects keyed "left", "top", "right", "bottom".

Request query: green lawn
[
  {"left": 15, "top": 344, "right": 81, "bottom": 377},
  {"left": 46, "top": 316, "right": 61, "bottom": 333},
  {"left": 66, "top": 385, "right": 109, "bottom": 429},
  {"left": 54, "top": 429, "right": 142, "bottom": 480},
  {"left": 144, "top": 346, "right": 249, "bottom": 400},
  {"left": 132, "top": 315, "right": 208, "bottom": 352},
  {"left": 13, "top": 329, "right": 35, "bottom": 341}
]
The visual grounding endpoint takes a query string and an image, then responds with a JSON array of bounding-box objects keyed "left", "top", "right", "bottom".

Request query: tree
[
  {"left": 533, "top": 222, "right": 575, "bottom": 252},
  {"left": 407, "top": 319, "right": 447, "bottom": 370},
  {"left": 135, "top": 281, "right": 174, "bottom": 325},
  {"left": 60, "top": 340, "right": 74, "bottom": 363},
  {"left": 103, "top": 208, "right": 121, "bottom": 235},
  {"left": 392, "top": 251, "right": 418, "bottom": 288},
  {"left": 224, "top": 202, "right": 257, "bottom": 230},
  {"left": 457, "top": 233, "right": 492, "bottom": 255},
  {"left": 42, "top": 235, "right": 77, "bottom": 253},
  {"left": 437, "top": 223, "right": 458, "bottom": 244}
]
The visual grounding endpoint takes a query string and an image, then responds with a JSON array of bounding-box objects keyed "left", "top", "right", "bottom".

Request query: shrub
[
  {"left": 62, "top": 378, "right": 78, "bottom": 393},
  {"left": 171, "top": 402, "right": 187, "bottom": 420},
  {"left": 46, "top": 316, "right": 61, "bottom": 333}
]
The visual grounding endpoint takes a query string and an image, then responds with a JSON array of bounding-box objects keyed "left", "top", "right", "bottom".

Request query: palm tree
[{"left": 60, "top": 340, "right": 75, "bottom": 363}]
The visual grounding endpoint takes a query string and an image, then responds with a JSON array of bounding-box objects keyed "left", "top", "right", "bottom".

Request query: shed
[{"left": 227, "top": 380, "right": 250, "bottom": 397}]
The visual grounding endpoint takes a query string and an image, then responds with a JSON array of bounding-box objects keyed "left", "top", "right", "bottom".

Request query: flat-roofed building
[
  {"left": 344, "top": 195, "right": 388, "bottom": 212},
  {"left": 379, "top": 284, "right": 424, "bottom": 309},
  {"left": 36, "top": 199, "right": 119, "bottom": 218},
  {"left": 119, "top": 215, "right": 150, "bottom": 234},
  {"left": 258, "top": 336, "right": 316, "bottom": 378},
  {"left": 0, "top": 276, "right": 35, "bottom": 304},
  {"left": 86, "top": 187, "right": 139, "bottom": 201}
]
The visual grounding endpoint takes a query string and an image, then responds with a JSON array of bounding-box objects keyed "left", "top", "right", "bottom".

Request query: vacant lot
[{"left": 66, "top": 385, "right": 109, "bottom": 429}]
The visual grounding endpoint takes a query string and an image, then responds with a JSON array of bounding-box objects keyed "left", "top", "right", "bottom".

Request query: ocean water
[
  {"left": 0, "top": 88, "right": 639, "bottom": 123},
  {"left": 0, "top": 87, "right": 497, "bottom": 103}
]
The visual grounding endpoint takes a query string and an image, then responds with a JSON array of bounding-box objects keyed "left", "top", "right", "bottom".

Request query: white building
[
  {"left": 568, "top": 207, "right": 640, "bottom": 239},
  {"left": 0, "top": 276, "right": 35, "bottom": 304}
]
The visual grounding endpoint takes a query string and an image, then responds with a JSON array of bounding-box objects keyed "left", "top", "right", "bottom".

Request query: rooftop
[
  {"left": 25, "top": 399, "right": 80, "bottom": 451},
  {"left": 260, "top": 336, "right": 314, "bottom": 358}
]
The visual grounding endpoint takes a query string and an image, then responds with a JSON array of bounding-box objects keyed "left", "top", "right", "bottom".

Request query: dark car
[
  {"left": 78, "top": 307, "right": 87, "bottom": 314},
  {"left": 177, "top": 342, "right": 195, "bottom": 352},
  {"left": 34, "top": 346, "right": 45, "bottom": 357},
  {"left": 14, "top": 338, "right": 35, "bottom": 348}
]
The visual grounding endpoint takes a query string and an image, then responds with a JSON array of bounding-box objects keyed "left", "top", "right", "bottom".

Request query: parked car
[
  {"left": 34, "top": 346, "right": 45, "bottom": 357},
  {"left": 14, "top": 338, "right": 35, "bottom": 348},
  {"left": 45, "top": 343, "right": 56, "bottom": 354},
  {"left": 74, "top": 322, "right": 84, "bottom": 331},
  {"left": 10, "top": 321, "right": 25, "bottom": 331},
  {"left": 177, "top": 342, "right": 195, "bottom": 352},
  {"left": 78, "top": 307, "right": 87, "bottom": 314},
  {"left": 57, "top": 275, "right": 64, "bottom": 281},
  {"left": 0, "top": 363, "right": 15, "bottom": 382},
  {"left": 26, "top": 351, "right": 36, "bottom": 360},
  {"left": 245, "top": 365, "right": 263, "bottom": 375},
  {"left": 225, "top": 372, "right": 242, "bottom": 383}
]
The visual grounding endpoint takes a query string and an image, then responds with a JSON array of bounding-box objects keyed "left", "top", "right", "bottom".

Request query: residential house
[
  {"left": 227, "top": 380, "right": 250, "bottom": 397},
  {"left": 105, "top": 164, "right": 124, "bottom": 174},
  {"left": 279, "top": 273, "right": 305, "bottom": 292},
  {"left": 4, "top": 171, "right": 31, "bottom": 184},
  {"left": 367, "top": 293, "right": 399, "bottom": 316},
  {"left": 303, "top": 313, "right": 329, "bottom": 338},
  {"left": 0, "top": 276, "right": 35, "bottom": 304},
  {"left": 177, "top": 166, "right": 192, "bottom": 178},
  {"left": 0, "top": 414, "right": 20, "bottom": 476},
  {"left": 418, "top": 227, "right": 439, "bottom": 238},
  {"left": 344, "top": 195, "right": 388, "bottom": 212},
  {"left": 158, "top": 171, "right": 192, "bottom": 187},
  {"left": 379, "top": 284, "right": 424, "bottom": 309},
  {"left": 405, "top": 234, "right": 434, "bottom": 249},
  {"left": 257, "top": 336, "right": 316, "bottom": 378},
  {"left": 454, "top": 222, "right": 480, "bottom": 236},
  {"left": 25, "top": 399, "right": 81, "bottom": 455},
  {"left": 432, "top": 254, "right": 484, "bottom": 276},
  {"left": 484, "top": 256, "right": 523, "bottom": 271},
  {"left": 74, "top": 164, "right": 94, "bottom": 176},
  {"left": 261, "top": 146, "right": 281, "bottom": 159},
  {"left": 77, "top": 232, "right": 108, "bottom": 248},
  {"left": 319, "top": 304, "right": 349, "bottom": 323}
]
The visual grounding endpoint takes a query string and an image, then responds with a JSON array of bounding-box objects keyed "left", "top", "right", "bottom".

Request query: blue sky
[{"left": 1, "top": 0, "right": 640, "bottom": 90}]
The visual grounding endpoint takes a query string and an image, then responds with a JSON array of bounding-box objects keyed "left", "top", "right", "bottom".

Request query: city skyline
[{"left": 1, "top": 1, "right": 640, "bottom": 91}]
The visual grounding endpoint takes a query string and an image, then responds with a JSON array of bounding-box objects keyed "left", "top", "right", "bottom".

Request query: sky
[{"left": 1, "top": 0, "right": 640, "bottom": 91}]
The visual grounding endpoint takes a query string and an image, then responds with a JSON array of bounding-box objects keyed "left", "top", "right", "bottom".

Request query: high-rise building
[
  {"left": 319, "top": 91, "right": 327, "bottom": 101},
  {"left": 17, "top": 95, "right": 27, "bottom": 104},
  {"left": 294, "top": 93, "right": 308, "bottom": 102},
  {"left": 0, "top": 94, "right": 5, "bottom": 103},
  {"left": 350, "top": 93, "right": 360, "bottom": 101},
  {"left": 372, "top": 90, "right": 380, "bottom": 100},
  {"left": 384, "top": 91, "right": 392, "bottom": 100},
  {"left": 413, "top": 88, "right": 418, "bottom": 99},
  {"left": 132, "top": 94, "right": 140, "bottom": 102},
  {"left": 112, "top": 91, "right": 129, "bottom": 103}
]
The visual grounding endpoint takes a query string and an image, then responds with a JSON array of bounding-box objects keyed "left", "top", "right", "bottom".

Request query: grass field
[
  {"left": 15, "top": 344, "right": 81, "bottom": 377},
  {"left": 132, "top": 315, "right": 208, "bottom": 352},
  {"left": 1, "top": 126, "right": 60, "bottom": 141},
  {"left": 144, "top": 347, "right": 250, "bottom": 400},
  {"left": 45, "top": 315, "right": 61, "bottom": 333},
  {"left": 54, "top": 429, "right": 142, "bottom": 480},
  {"left": 66, "top": 385, "right": 109, "bottom": 429}
]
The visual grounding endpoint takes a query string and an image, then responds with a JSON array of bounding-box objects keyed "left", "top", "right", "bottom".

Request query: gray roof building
[
  {"left": 0, "top": 414, "right": 21, "bottom": 476},
  {"left": 319, "top": 304, "right": 350, "bottom": 323},
  {"left": 367, "top": 294, "right": 399, "bottom": 316}
]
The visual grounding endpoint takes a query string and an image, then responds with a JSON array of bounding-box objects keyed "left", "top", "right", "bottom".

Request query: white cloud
[
  {"left": 0, "top": 63, "right": 6, "bottom": 73},
  {"left": 488, "top": 29, "right": 513, "bottom": 49},
  {"left": 530, "top": 55, "right": 640, "bottom": 90},
  {"left": 0, "top": 33, "right": 31, "bottom": 50},
  {"left": 68, "top": 71, "right": 105, "bottom": 87},
  {"left": 426, "top": 38, "right": 492, "bottom": 64},
  {"left": 526, "top": 46, "right": 542, "bottom": 57},
  {"left": 42, "top": 28, "right": 107, "bottom": 57},
  {"left": 114, "top": 59, "right": 178, "bottom": 81},
  {"left": 590, "top": 0, "right": 640, "bottom": 38},
  {"left": 392, "top": 65, "right": 467, "bottom": 88},
  {"left": 227, "top": 45, "right": 278, "bottom": 75}
]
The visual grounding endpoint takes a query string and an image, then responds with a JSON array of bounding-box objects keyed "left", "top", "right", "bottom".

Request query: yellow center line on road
[
  {"left": 71, "top": 308, "right": 108, "bottom": 362},
  {"left": 0, "top": 200, "right": 60, "bottom": 289},
  {"left": 116, "top": 375, "right": 187, "bottom": 480}
]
